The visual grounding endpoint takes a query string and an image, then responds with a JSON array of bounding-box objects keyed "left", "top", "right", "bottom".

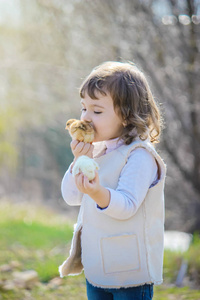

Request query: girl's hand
[
  {"left": 75, "top": 171, "right": 110, "bottom": 208},
  {"left": 70, "top": 140, "right": 94, "bottom": 172},
  {"left": 75, "top": 171, "right": 100, "bottom": 195},
  {"left": 70, "top": 140, "right": 94, "bottom": 159}
]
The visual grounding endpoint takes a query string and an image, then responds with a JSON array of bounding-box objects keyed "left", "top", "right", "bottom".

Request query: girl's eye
[{"left": 81, "top": 108, "right": 101, "bottom": 114}]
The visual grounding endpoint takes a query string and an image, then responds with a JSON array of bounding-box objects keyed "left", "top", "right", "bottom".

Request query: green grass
[
  {"left": 0, "top": 212, "right": 73, "bottom": 282},
  {"left": 0, "top": 276, "right": 87, "bottom": 300},
  {"left": 163, "top": 250, "right": 183, "bottom": 283},
  {"left": 0, "top": 199, "right": 200, "bottom": 299},
  {"left": 1, "top": 220, "right": 72, "bottom": 249},
  {"left": 154, "top": 286, "right": 200, "bottom": 300}
]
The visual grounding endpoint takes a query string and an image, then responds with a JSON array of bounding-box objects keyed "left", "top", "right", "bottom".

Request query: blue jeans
[{"left": 86, "top": 279, "right": 154, "bottom": 300}]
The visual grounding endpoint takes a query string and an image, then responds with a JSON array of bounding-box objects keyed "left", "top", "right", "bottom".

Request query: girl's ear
[{"left": 122, "top": 121, "right": 127, "bottom": 127}]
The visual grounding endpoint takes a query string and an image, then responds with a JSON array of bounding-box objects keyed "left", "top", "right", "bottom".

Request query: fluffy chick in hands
[
  {"left": 65, "top": 118, "right": 109, "bottom": 209},
  {"left": 65, "top": 118, "right": 98, "bottom": 181},
  {"left": 72, "top": 155, "right": 99, "bottom": 181},
  {"left": 65, "top": 119, "right": 94, "bottom": 144}
]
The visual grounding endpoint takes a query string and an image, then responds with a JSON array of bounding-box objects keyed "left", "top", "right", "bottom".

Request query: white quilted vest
[{"left": 59, "top": 139, "right": 166, "bottom": 288}]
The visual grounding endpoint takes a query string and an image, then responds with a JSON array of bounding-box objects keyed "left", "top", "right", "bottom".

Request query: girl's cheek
[{"left": 93, "top": 125, "right": 98, "bottom": 135}]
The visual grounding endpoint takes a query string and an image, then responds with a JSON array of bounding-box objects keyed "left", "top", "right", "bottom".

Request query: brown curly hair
[{"left": 79, "top": 61, "right": 162, "bottom": 145}]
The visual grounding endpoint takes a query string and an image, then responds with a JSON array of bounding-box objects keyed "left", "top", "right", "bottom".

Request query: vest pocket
[{"left": 100, "top": 233, "right": 140, "bottom": 274}]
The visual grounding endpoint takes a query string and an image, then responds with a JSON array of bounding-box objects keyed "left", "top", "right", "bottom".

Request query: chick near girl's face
[{"left": 81, "top": 92, "right": 124, "bottom": 142}]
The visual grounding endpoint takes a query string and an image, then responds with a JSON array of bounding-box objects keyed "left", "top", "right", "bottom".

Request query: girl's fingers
[
  {"left": 92, "top": 171, "right": 99, "bottom": 183},
  {"left": 74, "top": 142, "right": 85, "bottom": 153},
  {"left": 86, "top": 144, "right": 94, "bottom": 158},
  {"left": 82, "top": 143, "right": 91, "bottom": 155},
  {"left": 75, "top": 172, "right": 100, "bottom": 195},
  {"left": 71, "top": 141, "right": 94, "bottom": 158},
  {"left": 75, "top": 173, "right": 84, "bottom": 188},
  {"left": 75, "top": 173, "right": 91, "bottom": 190},
  {"left": 70, "top": 140, "right": 79, "bottom": 150},
  {"left": 83, "top": 176, "right": 90, "bottom": 189}
]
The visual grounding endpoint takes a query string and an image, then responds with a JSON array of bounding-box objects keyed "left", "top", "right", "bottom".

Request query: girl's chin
[
  {"left": 93, "top": 136, "right": 103, "bottom": 143},
  {"left": 93, "top": 139, "right": 101, "bottom": 143}
]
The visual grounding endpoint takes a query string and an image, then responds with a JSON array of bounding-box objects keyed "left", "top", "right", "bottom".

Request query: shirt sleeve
[
  {"left": 96, "top": 148, "right": 158, "bottom": 220},
  {"left": 61, "top": 163, "right": 83, "bottom": 206}
]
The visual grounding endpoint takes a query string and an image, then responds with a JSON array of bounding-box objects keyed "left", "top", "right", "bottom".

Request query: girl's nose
[{"left": 81, "top": 111, "right": 92, "bottom": 123}]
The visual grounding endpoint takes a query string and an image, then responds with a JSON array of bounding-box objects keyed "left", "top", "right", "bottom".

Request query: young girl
[{"left": 59, "top": 61, "right": 166, "bottom": 300}]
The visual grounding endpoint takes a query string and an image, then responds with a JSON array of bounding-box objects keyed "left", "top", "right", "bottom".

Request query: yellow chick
[
  {"left": 72, "top": 155, "right": 99, "bottom": 181},
  {"left": 65, "top": 119, "right": 94, "bottom": 143}
]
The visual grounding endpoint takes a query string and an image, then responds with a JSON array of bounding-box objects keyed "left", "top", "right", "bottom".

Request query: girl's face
[{"left": 80, "top": 92, "right": 124, "bottom": 142}]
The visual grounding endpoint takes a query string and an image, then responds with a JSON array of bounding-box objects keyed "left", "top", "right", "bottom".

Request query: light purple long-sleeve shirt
[{"left": 61, "top": 138, "right": 158, "bottom": 219}]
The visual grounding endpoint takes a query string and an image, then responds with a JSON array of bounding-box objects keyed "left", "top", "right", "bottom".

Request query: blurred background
[{"left": 0, "top": 0, "right": 200, "bottom": 232}]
